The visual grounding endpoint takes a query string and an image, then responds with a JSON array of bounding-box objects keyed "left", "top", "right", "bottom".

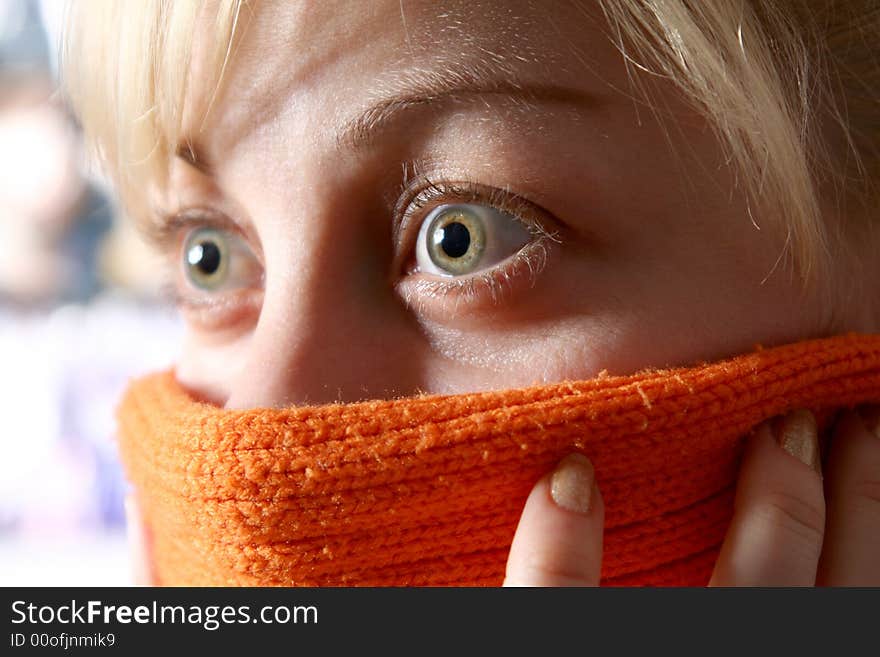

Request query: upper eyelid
[
  {"left": 157, "top": 178, "right": 555, "bottom": 276},
  {"left": 388, "top": 176, "right": 562, "bottom": 285},
  {"left": 394, "top": 176, "right": 557, "bottom": 249},
  {"left": 155, "top": 208, "right": 265, "bottom": 265}
]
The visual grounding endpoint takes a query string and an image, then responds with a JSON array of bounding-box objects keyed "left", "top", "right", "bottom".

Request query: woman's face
[{"left": 159, "top": 0, "right": 862, "bottom": 408}]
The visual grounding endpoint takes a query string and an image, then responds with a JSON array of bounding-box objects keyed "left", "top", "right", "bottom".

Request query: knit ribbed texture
[{"left": 116, "top": 333, "right": 880, "bottom": 586}]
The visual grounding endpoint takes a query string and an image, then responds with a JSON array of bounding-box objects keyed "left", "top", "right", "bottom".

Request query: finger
[
  {"left": 710, "top": 410, "right": 825, "bottom": 586},
  {"left": 816, "top": 407, "right": 880, "bottom": 585},
  {"left": 504, "top": 453, "right": 604, "bottom": 587},
  {"left": 124, "top": 495, "right": 155, "bottom": 586}
]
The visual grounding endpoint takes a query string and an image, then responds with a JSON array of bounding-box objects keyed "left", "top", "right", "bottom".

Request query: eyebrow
[
  {"left": 159, "top": 69, "right": 596, "bottom": 248},
  {"left": 177, "top": 67, "right": 598, "bottom": 171},
  {"left": 336, "top": 72, "right": 597, "bottom": 151}
]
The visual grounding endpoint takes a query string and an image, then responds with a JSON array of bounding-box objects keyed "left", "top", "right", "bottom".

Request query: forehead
[{"left": 186, "top": 0, "right": 617, "bottom": 161}]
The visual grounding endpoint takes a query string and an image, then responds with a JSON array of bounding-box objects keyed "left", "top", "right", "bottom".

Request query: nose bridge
[{"left": 225, "top": 186, "right": 422, "bottom": 409}]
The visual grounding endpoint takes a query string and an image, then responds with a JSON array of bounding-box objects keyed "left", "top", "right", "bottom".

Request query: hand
[{"left": 504, "top": 407, "right": 880, "bottom": 586}]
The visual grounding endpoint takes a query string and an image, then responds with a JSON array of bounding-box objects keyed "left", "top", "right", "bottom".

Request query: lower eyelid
[
  {"left": 176, "top": 288, "right": 263, "bottom": 333},
  {"left": 397, "top": 237, "right": 554, "bottom": 317}
]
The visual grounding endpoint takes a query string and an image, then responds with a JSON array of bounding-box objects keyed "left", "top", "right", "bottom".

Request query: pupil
[
  {"left": 440, "top": 222, "right": 471, "bottom": 259},
  {"left": 193, "top": 241, "right": 221, "bottom": 275}
]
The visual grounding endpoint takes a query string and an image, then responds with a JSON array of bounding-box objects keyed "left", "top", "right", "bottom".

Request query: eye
[
  {"left": 415, "top": 203, "right": 532, "bottom": 277},
  {"left": 184, "top": 228, "right": 228, "bottom": 290},
  {"left": 182, "top": 227, "right": 260, "bottom": 292},
  {"left": 170, "top": 223, "right": 264, "bottom": 331}
]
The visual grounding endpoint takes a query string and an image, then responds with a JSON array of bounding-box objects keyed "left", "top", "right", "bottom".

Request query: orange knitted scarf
[{"left": 116, "top": 333, "right": 880, "bottom": 586}]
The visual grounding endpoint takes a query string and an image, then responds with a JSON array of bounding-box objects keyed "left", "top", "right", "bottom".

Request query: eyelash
[
  {"left": 155, "top": 210, "right": 264, "bottom": 327},
  {"left": 392, "top": 174, "right": 560, "bottom": 307},
  {"left": 159, "top": 175, "right": 560, "bottom": 322}
]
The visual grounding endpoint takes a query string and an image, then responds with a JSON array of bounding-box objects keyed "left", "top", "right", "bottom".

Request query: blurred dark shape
[
  {"left": 0, "top": 0, "right": 49, "bottom": 72},
  {"left": 0, "top": 3, "right": 181, "bottom": 573},
  {"left": 0, "top": 0, "right": 114, "bottom": 306}
]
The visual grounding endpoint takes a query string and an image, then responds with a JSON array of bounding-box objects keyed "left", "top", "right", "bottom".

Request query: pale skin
[{"left": 128, "top": 0, "right": 880, "bottom": 585}]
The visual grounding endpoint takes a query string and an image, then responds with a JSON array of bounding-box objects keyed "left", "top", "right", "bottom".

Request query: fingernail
[
  {"left": 550, "top": 453, "right": 595, "bottom": 514},
  {"left": 775, "top": 409, "right": 821, "bottom": 473},
  {"left": 856, "top": 404, "right": 880, "bottom": 439}
]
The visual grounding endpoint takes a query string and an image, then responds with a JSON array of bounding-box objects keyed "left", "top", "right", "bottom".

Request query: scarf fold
[{"left": 116, "top": 333, "right": 880, "bottom": 586}]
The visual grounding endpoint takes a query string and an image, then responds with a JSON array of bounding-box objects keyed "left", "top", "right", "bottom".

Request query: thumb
[{"left": 503, "top": 453, "right": 604, "bottom": 587}]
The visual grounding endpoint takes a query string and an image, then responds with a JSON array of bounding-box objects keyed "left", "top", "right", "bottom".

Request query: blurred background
[{"left": 0, "top": 0, "right": 182, "bottom": 585}]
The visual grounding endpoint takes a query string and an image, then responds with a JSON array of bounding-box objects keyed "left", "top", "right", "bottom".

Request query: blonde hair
[
  {"left": 62, "top": 0, "right": 879, "bottom": 279},
  {"left": 62, "top": 0, "right": 244, "bottom": 210}
]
